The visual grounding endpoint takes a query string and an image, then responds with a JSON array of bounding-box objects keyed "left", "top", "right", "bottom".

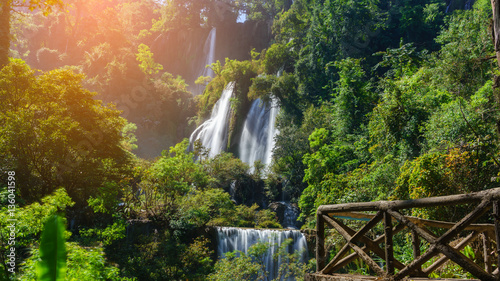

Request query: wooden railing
[{"left": 314, "top": 188, "right": 500, "bottom": 280}]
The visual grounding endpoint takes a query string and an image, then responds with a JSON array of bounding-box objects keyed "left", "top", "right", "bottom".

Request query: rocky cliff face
[{"left": 152, "top": 19, "right": 272, "bottom": 93}]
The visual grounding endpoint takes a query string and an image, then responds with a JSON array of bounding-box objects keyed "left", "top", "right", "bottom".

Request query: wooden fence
[{"left": 313, "top": 188, "right": 500, "bottom": 280}]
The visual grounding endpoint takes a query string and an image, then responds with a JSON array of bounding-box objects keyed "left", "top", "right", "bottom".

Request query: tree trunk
[
  {"left": 491, "top": 0, "right": 500, "bottom": 139},
  {"left": 0, "top": 0, "right": 10, "bottom": 68},
  {"left": 492, "top": 0, "right": 500, "bottom": 70}
]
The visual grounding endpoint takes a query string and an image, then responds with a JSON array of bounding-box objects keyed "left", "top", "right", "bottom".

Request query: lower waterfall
[{"left": 216, "top": 227, "right": 308, "bottom": 280}]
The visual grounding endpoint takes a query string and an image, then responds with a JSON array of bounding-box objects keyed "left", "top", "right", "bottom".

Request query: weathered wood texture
[
  {"left": 305, "top": 273, "right": 479, "bottom": 281},
  {"left": 314, "top": 187, "right": 500, "bottom": 281}
]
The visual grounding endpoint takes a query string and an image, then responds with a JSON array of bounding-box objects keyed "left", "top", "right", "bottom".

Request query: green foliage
[
  {"left": 424, "top": 81, "right": 496, "bottom": 151},
  {"left": 234, "top": 204, "right": 282, "bottom": 229},
  {"left": 136, "top": 44, "right": 163, "bottom": 76},
  {"left": 250, "top": 72, "right": 302, "bottom": 120},
  {"left": 260, "top": 44, "right": 288, "bottom": 74},
  {"left": 209, "top": 250, "right": 260, "bottom": 281},
  {"left": 197, "top": 57, "right": 260, "bottom": 121},
  {"left": 178, "top": 188, "right": 236, "bottom": 228},
  {"left": 197, "top": 151, "right": 250, "bottom": 188},
  {"left": 387, "top": 0, "right": 445, "bottom": 51},
  {"left": 79, "top": 220, "right": 127, "bottom": 246},
  {"left": 0, "top": 59, "right": 131, "bottom": 204},
  {"left": 272, "top": 104, "right": 335, "bottom": 201},
  {"left": 433, "top": 0, "right": 494, "bottom": 97},
  {"left": 368, "top": 69, "right": 440, "bottom": 161},
  {"left": 294, "top": 0, "right": 498, "bottom": 231},
  {"left": 36, "top": 215, "right": 67, "bottom": 281},
  {"left": 394, "top": 144, "right": 498, "bottom": 219},
  {"left": 109, "top": 228, "right": 213, "bottom": 280},
  {"left": 154, "top": 138, "right": 209, "bottom": 191},
  {"left": 121, "top": 122, "right": 138, "bottom": 152},
  {"left": 373, "top": 41, "right": 426, "bottom": 79},
  {"left": 237, "top": 0, "right": 287, "bottom": 21},
  {"left": 137, "top": 139, "right": 209, "bottom": 219},
  {"left": 20, "top": 242, "right": 132, "bottom": 281},
  {"left": 294, "top": 0, "right": 382, "bottom": 104},
  {"left": 87, "top": 181, "right": 121, "bottom": 215},
  {"left": 209, "top": 239, "right": 310, "bottom": 281},
  {"left": 4, "top": 0, "right": 500, "bottom": 279},
  {"left": 0, "top": 189, "right": 73, "bottom": 278},
  {"left": 272, "top": 0, "right": 311, "bottom": 51},
  {"left": 151, "top": 0, "right": 228, "bottom": 32},
  {"left": 0, "top": 188, "right": 73, "bottom": 247},
  {"left": 332, "top": 58, "right": 375, "bottom": 135}
]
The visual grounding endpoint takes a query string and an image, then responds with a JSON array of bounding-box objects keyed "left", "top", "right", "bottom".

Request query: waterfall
[
  {"left": 217, "top": 227, "right": 308, "bottom": 280},
  {"left": 189, "top": 82, "right": 234, "bottom": 156},
  {"left": 192, "top": 27, "right": 217, "bottom": 96},
  {"left": 281, "top": 202, "right": 301, "bottom": 229},
  {"left": 239, "top": 98, "right": 279, "bottom": 171},
  {"left": 201, "top": 27, "right": 216, "bottom": 79}
]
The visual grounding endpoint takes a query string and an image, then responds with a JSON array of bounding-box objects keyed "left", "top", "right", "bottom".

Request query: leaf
[{"left": 36, "top": 215, "right": 67, "bottom": 281}]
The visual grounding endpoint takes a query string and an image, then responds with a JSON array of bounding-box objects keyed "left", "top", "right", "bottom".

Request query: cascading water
[
  {"left": 189, "top": 82, "right": 234, "bottom": 156},
  {"left": 239, "top": 98, "right": 279, "bottom": 171},
  {"left": 217, "top": 227, "right": 308, "bottom": 280},
  {"left": 192, "top": 27, "right": 217, "bottom": 96},
  {"left": 281, "top": 202, "right": 301, "bottom": 229}
]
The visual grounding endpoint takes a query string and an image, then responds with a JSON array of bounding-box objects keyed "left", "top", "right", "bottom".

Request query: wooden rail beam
[
  {"left": 435, "top": 243, "right": 495, "bottom": 281},
  {"left": 321, "top": 211, "right": 383, "bottom": 274},
  {"left": 322, "top": 215, "right": 406, "bottom": 271},
  {"left": 329, "top": 211, "right": 494, "bottom": 232},
  {"left": 314, "top": 188, "right": 500, "bottom": 280},
  {"left": 436, "top": 199, "right": 492, "bottom": 245},
  {"left": 322, "top": 223, "right": 406, "bottom": 274},
  {"left": 423, "top": 230, "right": 480, "bottom": 275},
  {"left": 322, "top": 215, "right": 385, "bottom": 276}
]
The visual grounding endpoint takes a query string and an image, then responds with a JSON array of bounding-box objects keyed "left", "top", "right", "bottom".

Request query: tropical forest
[{"left": 1, "top": 0, "right": 500, "bottom": 280}]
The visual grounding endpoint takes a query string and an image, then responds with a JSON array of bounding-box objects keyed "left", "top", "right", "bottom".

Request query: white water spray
[
  {"left": 192, "top": 27, "right": 217, "bottom": 96},
  {"left": 239, "top": 98, "right": 279, "bottom": 171},
  {"left": 217, "top": 227, "right": 308, "bottom": 280},
  {"left": 189, "top": 82, "right": 234, "bottom": 157}
]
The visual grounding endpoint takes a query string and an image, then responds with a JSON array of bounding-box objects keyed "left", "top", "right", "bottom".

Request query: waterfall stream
[
  {"left": 192, "top": 27, "right": 217, "bottom": 96},
  {"left": 189, "top": 82, "right": 234, "bottom": 156},
  {"left": 216, "top": 227, "right": 308, "bottom": 280},
  {"left": 239, "top": 98, "right": 279, "bottom": 171}
]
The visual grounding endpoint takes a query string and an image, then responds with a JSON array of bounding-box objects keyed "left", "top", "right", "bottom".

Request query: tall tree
[
  {"left": 0, "top": 0, "right": 64, "bottom": 68},
  {"left": 492, "top": 0, "right": 500, "bottom": 70},
  {"left": 0, "top": 59, "right": 131, "bottom": 203},
  {"left": 490, "top": 0, "right": 500, "bottom": 139}
]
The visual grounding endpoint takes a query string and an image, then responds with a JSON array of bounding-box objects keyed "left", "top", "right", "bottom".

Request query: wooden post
[
  {"left": 411, "top": 229, "right": 421, "bottom": 259},
  {"left": 317, "top": 211, "right": 326, "bottom": 272},
  {"left": 493, "top": 201, "right": 500, "bottom": 277},
  {"left": 411, "top": 229, "right": 423, "bottom": 276},
  {"left": 483, "top": 232, "right": 492, "bottom": 273},
  {"left": 384, "top": 211, "right": 394, "bottom": 275}
]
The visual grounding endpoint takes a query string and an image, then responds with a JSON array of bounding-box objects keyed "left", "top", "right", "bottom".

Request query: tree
[
  {"left": 332, "top": 58, "right": 375, "bottom": 135},
  {"left": 0, "top": 0, "right": 64, "bottom": 68},
  {"left": 294, "top": 0, "right": 382, "bottom": 104},
  {"left": 136, "top": 43, "right": 163, "bottom": 76},
  {"left": 490, "top": 0, "right": 500, "bottom": 139},
  {"left": 0, "top": 59, "right": 131, "bottom": 204},
  {"left": 492, "top": 0, "right": 500, "bottom": 71}
]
